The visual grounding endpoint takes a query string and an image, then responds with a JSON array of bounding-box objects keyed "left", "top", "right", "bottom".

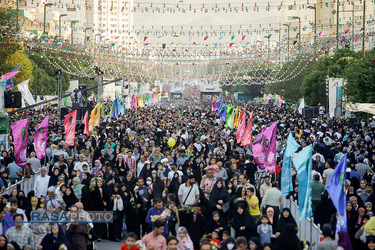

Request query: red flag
[
  {"left": 236, "top": 109, "right": 246, "bottom": 144},
  {"left": 144, "top": 36, "right": 148, "bottom": 41},
  {"left": 229, "top": 43, "right": 234, "bottom": 47},
  {"left": 64, "top": 110, "right": 77, "bottom": 146},
  {"left": 204, "top": 36, "right": 209, "bottom": 40},
  {"left": 82, "top": 111, "right": 89, "bottom": 137},
  {"left": 241, "top": 110, "right": 253, "bottom": 146}
]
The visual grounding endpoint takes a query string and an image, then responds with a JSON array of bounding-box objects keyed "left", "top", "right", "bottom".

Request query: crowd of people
[{"left": 0, "top": 95, "right": 375, "bottom": 250}]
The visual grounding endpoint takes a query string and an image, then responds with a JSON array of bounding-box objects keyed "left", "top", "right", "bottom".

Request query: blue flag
[
  {"left": 292, "top": 144, "right": 313, "bottom": 220},
  {"left": 118, "top": 98, "right": 125, "bottom": 115},
  {"left": 218, "top": 103, "right": 227, "bottom": 122},
  {"left": 112, "top": 97, "right": 119, "bottom": 117},
  {"left": 326, "top": 153, "right": 348, "bottom": 233},
  {"left": 281, "top": 132, "right": 301, "bottom": 195}
]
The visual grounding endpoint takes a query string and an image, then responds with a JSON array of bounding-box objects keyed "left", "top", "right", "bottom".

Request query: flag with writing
[
  {"left": 34, "top": 115, "right": 49, "bottom": 159},
  {"left": 252, "top": 127, "right": 267, "bottom": 169},
  {"left": 236, "top": 109, "right": 246, "bottom": 144},
  {"left": 89, "top": 103, "right": 101, "bottom": 132},
  {"left": 11, "top": 118, "right": 29, "bottom": 168},
  {"left": 292, "top": 144, "right": 313, "bottom": 220},
  {"left": 64, "top": 110, "right": 77, "bottom": 146},
  {"left": 225, "top": 105, "right": 235, "bottom": 129},
  {"left": 327, "top": 153, "right": 348, "bottom": 233},
  {"left": 281, "top": 132, "right": 301, "bottom": 195},
  {"left": 240, "top": 110, "right": 253, "bottom": 146},
  {"left": 82, "top": 111, "right": 89, "bottom": 136}
]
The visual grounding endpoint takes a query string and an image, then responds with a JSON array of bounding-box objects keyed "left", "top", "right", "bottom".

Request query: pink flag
[
  {"left": 264, "top": 122, "right": 277, "bottom": 174},
  {"left": 82, "top": 111, "right": 89, "bottom": 136},
  {"left": 64, "top": 110, "right": 77, "bottom": 146},
  {"left": 242, "top": 35, "right": 246, "bottom": 40},
  {"left": 11, "top": 118, "right": 29, "bottom": 168},
  {"left": 34, "top": 115, "right": 49, "bottom": 159},
  {"left": 212, "top": 98, "right": 219, "bottom": 111},
  {"left": 236, "top": 109, "right": 246, "bottom": 144},
  {"left": 355, "top": 37, "right": 359, "bottom": 42},
  {"left": 2, "top": 71, "right": 20, "bottom": 80},
  {"left": 278, "top": 98, "right": 283, "bottom": 107},
  {"left": 241, "top": 110, "right": 253, "bottom": 146},
  {"left": 252, "top": 128, "right": 267, "bottom": 169}
]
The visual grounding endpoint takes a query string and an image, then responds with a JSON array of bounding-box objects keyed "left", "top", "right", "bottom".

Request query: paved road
[{"left": 94, "top": 240, "right": 123, "bottom": 249}]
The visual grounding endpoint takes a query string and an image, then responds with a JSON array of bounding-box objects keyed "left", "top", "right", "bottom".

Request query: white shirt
[
  {"left": 34, "top": 175, "right": 51, "bottom": 198},
  {"left": 74, "top": 161, "right": 88, "bottom": 172}
]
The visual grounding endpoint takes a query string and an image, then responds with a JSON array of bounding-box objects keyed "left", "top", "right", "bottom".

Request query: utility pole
[
  {"left": 57, "top": 70, "right": 62, "bottom": 125},
  {"left": 16, "top": 0, "right": 19, "bottom": 32},
  {"left": 43, "top": 3, "right": 53, "bottom": 35},
  {"left": 352, "top": 3, "right": 355, "bottom": 51},
  {"left": 97, "top": 75, "right": 103, "bottom": 104},
  {"left": 59, "top": 14, "right": 67, "bottom": 38},
  {"left": 337, "top": 0, "right": 339, "bottom": 50},
  {"left": 71, "top": 20, "right": 79, "bottom": 45},
  {"left": 283, "top": 23, "right": 290, "bottom": 59},
  {"left": 363, "top": 0, "right": 366, "bottom": 55},
  {"left": 292, "top": 16, "right": 301, "bottom": 51}
]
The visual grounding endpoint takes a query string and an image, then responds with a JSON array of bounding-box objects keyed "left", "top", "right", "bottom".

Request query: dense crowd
[{"left": 1, "top": 96, "right": 375, "bottom": 250}]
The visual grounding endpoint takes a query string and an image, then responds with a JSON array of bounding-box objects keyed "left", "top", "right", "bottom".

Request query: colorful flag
[
  {"left": 292, "top": 144, "right": 313, "bottom": 220},
  {"left": 236, "top": 109, "right": 246, "bottom": 144},
  {"left": 82, "top": 111, "right": 89, "bottom": 136},
  {"left": 212, "top": 97, "right": 219, "bottom": 111},
  {"left": 233, "top": 107, "right": 239, "bottom": 128},
  {"left": 264, "top": 122, "right": 277, "bottom": 174},
  {"left": 34, "top": 115, "right": 49, "bottom": 159},
  {"left": 281, "top": 132, "right": 301, "bottom": 195},
  {"left": 64, "top": 110, "right": 77, "bottom": 146},
  {"left": 240, "top": 110, "right": 253, "bottom": 146},
  {"left": 11, "top": 118, "right": 29, "bottom": 168},
  {"left": 252, "top": 129, "right": 267, "bottom": 169},
  {"left": 5, "top": 64, "right": 21, "bottom": 91},
  {"left": 225, "top": 105, "right": 235, "bottom": 129},
  {"left": 218, "top": 103, "right": 227, "bottom": 122},
  {"left": 326, "top": 153, "right": 348, "bottom": 233},
  {"left": 89, "top": 103, "right": 101, "bottom": 132}
]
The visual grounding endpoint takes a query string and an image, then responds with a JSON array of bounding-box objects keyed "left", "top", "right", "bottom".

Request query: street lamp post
[
  {"left": 292, "top": 16, "right": 301, "bottom": 51},
  {"left": 70, "top": 20, "right": 79, "bottom": 45},
  {"left": 307, "top": 5, "right": 317, "bottom": 47},
  {"left": 264, "top": 35, "right": 271, "bottom": 64},
  {"left": 283, "top": 23, "right": 290, "bottom": 59},
  {"left": 16, "top": 0, "right": 19, "bottom": 32},
  {"left": 59, "top": 14, "right": 67, "bottom": 38},
  {"left": 337, "top": 0, "right": 340, "bottom": 50},
  {"left": 43, "top": 3, "right": 53, "bottom": 35},
  {"left": 84, "top": 27, "right": 92, "bottom": 46}
]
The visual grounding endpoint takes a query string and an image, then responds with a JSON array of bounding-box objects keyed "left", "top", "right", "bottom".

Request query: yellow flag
[
  {"left": 89, "top": 103, "right": 101, "bottom": 132},
  {"left": 233, "top": 107, "right": 239, "bottom": 128}
]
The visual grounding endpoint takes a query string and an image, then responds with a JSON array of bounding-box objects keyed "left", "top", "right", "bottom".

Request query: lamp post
[
  {"left": 332, "top": 6, "right": 356, "bottom": 51},
  {"left": 84, "top": 27, "right": 91, "bottom": 46},
  {"left": 16, "top": 0, "right": 19, "bottom": 32},
  {"left": 43, "top": 3, "right": 53, "bottom": 35},
  {"left": 58, "top": 14, "right": 67, "bottom": 38},
  {"left": 264, "top": 35, "right": 271, "bottom": 64},
  {"left": 307, "top": 5, "right": 317, "bottom": 47},
  {"left": 70, "top": 20, "right": 79, "bottom": 45},
  {"left": 292, "top": 16, "right": 301, "bottom": 51},
  {"left": 363, "top": 0, "right": 366, "bottom": 55},
  {"left": 283, "top": 23, "right": 290, "bottom": 59},
  {"left": 337, "top": 0, "right": 340, "bottom": 50}
]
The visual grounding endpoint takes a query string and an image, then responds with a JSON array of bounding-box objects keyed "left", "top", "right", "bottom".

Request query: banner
[
  {"left": 345, "top": 103, "right": 375, "bottom": 115},
  {"left": 82, "top": 111, "right": 89, "bottom": 136},
  {"left": 264, "top": 122, "right": 277, "bottom": 174},
  {"left": 240, "top": 110, "right": 253, "bottom": 146},
  {"left": 292, "top": 144, "right": 313, "bottom": 220},
  {"left": 89, "top": 103, "right": 101, "bottom": 132},
  {"left": 225, "top": 105, "right": 235, "bottom": 129},
  {"left": 34, "top": 115, "right": 49, "bottom": 159},
  {"left": 298, "top": 98, "right": 305, "bottom": 115},
  {"left": 236, "top": 110, "right": 246, "bottom": 144},
  {"left": 281, "top": 132, "right": 301, "bottom": 195},
  {"left": 64, "top": 110, "right": 77, "bottom": 146},
  {"left": 11, "top": 118, "right": 29, "bottom": 168},
  {"left": 252, "top": 128, "right": 267, "bottom": 169},
  {"left": 327, "top": 154, "right": 348, "bottom": 233},
  {"left": 17, "top": 79, "right": 37, "bottom": 107}
]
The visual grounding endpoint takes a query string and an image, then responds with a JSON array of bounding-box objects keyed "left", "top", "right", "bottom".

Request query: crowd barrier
[
  {"left": 283, "top": 196, "right": 323, "bottom": 249},
  {"left": 2, "top": 171, "right": 41, "bottom": 196}
]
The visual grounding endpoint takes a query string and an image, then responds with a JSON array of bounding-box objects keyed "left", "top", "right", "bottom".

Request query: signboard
[{"left": 328, "top": 78, "right": 346, "bottom": 118}]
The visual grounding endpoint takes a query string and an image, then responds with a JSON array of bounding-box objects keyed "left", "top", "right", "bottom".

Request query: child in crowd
[
  {"left": 209, "top": 230, "right": 221, "bottom": 249},
  {"left": 257, "top": 215, "right": 274, "bottom": 246},
  {"left": 121, "top": 232, "right": 140, "bottom": 250}
]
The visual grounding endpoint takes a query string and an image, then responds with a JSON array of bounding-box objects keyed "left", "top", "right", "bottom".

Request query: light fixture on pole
[
  {"left": 43, "top": 3, "right": 53, "bottom": 35},
  {"left": 70, "top": 20, "right": 79, "bottom": 45},
  {"left": 307, "top": 5, "right": 317, "bottom": 46},
  {"left": 59, "top": 14, "right": 67, "bottom": 38},
  {"left": 292, "top": 16, "right": 301, "bottom": 51},
  {"left": 84, "top": 27, "right": 92, "bottom": 45},
  {"left": 283, "top": 23, "right": 290, "bottom": 58}
]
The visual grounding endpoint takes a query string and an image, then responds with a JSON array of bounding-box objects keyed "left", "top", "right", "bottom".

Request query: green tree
[
  {"left": 4, "top": 49, "right": 34, "bottom": 84},
  {"left": 345, "top": 50, "right": 375, "bottom": 103}
]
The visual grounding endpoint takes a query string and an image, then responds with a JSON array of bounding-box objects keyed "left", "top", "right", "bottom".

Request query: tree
[
  {"left": 345, "top": 50, "right": 375, "bottom": 103},
  {"left": 4, "top": 49, "right": 34, "bottom": 84}
]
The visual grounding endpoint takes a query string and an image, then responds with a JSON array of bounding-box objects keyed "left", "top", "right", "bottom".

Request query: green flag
[
  {"left": 101, "top": 102, "right": 105, "bottom": 117},
  {"left": 225, "top": 105, "right": 235, "bottom": 129},
  {"left": 51, "top": 91, "right": 55, "bottom": 96}
]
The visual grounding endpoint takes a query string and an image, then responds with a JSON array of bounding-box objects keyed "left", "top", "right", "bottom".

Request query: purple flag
[
  {"left": 34, "top": 115, "right": 49, "bottom": 159},
  {"left": 11, "top": 118, "right": 29, "bottom": 168},
  {"left": 212, "top": 98, "right": 219, "bottom": 111},
  {"left": 264, "top": 122, "right": 277, "bottom": 174},
  {"left": 252, "top": 128, "right": 267, "bottom": 170}
]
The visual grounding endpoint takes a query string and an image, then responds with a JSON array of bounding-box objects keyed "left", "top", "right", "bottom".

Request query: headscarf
[
  {"left": 72, "top": 177, "right": 84, "bottom": 197},
  {"left": 231, "top": 203, "right": 255, "bottom": 230},
  {"left": 91, "top": 160, "right": 102, "bottom": 176},
  {"left": 276, "top": 208, "right": 297, "bottom": 233},
  {"left": 0, "top": 235, "right": 7, "bottom": 250},
  {"left": 337, "top": 231, "right": 354, "bottom": 250},
  {"left": 266, "top": 207, "right": 274, "bottom": 224},
  {"left": 209, "top": 180, "right": 230, "bottom": 207},
  {"left": 63, "top": 187, "right": 79, "bottom": 208},
  {"left": 176, "top": 226, "right": 194, "bottom": 250},
  {"left": 274, "top": 223, "right": 299, "bottom": 250},
  {"left": 357, "top": 207, "right": 365, "bottom": 224}
]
